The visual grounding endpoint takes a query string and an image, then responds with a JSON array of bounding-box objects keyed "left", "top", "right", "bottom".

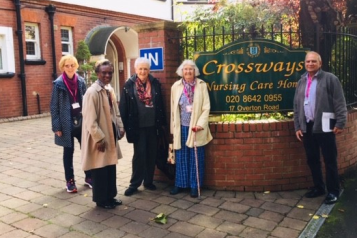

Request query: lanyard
[
  {"left": 183, "top": 85, "right": 195, "bottom": 104},
  {"left": 305, "top": 75, "right": 313, "bottom": 98}
]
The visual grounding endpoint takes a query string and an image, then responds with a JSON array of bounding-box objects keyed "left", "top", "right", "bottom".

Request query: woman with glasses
[
  {"left": 169, "top": 59, "right": 212, "bottom": 198},
  {"left": 50, "top": 54, "right": 92, "bottom": 193}
]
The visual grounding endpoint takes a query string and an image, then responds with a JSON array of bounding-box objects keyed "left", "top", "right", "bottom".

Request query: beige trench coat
[
  {"left": 81, "top": 83, "right": 123, "bottom": 171},
  {"left": 170, "top": 78, "right": 213, "bottom": 149}
]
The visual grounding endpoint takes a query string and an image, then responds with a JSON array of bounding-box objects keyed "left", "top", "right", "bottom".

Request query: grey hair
[
  {"left": 305, "top": 51, "right": 322, "bottom": 63},
  {"left": 134, "top": 57, "right": 151, "bottom": 68},
  {"left": 176, "top": 59, "right": 200, "bottom": 77}
]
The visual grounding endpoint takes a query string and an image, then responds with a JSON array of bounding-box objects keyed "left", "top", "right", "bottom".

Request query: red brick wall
[
  {"left": 0, "top": 0, "right": 161, "bottom": 118},
  {"left": 156, "top": 110, "right": 357, "bottom": 191}
]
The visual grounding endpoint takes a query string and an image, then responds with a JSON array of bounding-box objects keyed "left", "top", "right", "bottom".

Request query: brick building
[
  {"left": 1, "top": 0, "right": 356, "bottom": 192},
  {"left": 0, "top": 0, "right": 178, "bottom": 118}
]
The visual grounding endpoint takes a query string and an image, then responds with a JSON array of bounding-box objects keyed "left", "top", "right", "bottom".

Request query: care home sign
[{"left": 194, "top": 39, "right": 307, "bottom": 113}]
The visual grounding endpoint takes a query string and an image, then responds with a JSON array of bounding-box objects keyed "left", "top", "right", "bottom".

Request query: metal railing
[{"left": 170, "top": 24, "right": 357, "bottom": 106}]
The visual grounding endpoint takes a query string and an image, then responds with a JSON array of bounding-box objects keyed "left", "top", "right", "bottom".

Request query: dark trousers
[
  {"left": 91, "top": 165, "right": 117, "bottom": 204},
  {"left": 129, "top": 126, "right": 158, "bottom": 188},
  {"left": 302, "top": 122, "right": 340, "bottom": 196},
  {"left": 63, "top": 132, "right": 91, "bottom": 181}
]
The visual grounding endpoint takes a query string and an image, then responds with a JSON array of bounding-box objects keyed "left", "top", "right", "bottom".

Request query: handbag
[
  {"left": 156, "top": 128, "right": 176, "bottom": 180},
  {"left": 72, "top": 113, "right": 82, "bottom": 136},
  {"left": 168, "top": 143, "right": 175, "bottom": 164}
]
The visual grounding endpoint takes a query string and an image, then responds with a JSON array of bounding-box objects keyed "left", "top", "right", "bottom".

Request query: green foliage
[
  {"left": 75, "top": 40, "right": 91, "bottom": 62},
  {"left": 210, "top": 112, "right": 294, "bottom": 122},
  {"left": 177, "top": 0, "right": 300, "bottom": 59},
  {"left": 75, "top": 40, "right": 96, "bottom": 84}
]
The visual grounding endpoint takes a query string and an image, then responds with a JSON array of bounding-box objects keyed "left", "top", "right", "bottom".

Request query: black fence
[{"left": 170, "top": 24, "right": 357, "bottom": 107}]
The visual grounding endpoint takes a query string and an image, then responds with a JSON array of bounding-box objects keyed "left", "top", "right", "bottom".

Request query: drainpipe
[
  {"left": 45, "top": 4, "right": 57, "bottom": 80},
  {"left": 14, "top": 0, "right": 28, "bottom": 116},
  {"left": 171, "top": 0, "right": 174, "bottom": 21}
]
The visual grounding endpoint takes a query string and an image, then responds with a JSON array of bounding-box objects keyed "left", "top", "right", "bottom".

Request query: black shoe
[
  {"left": 112, "top": 198, "right": 122, "bottom": 206},
  {"left": 324, "top": 193, "right": 338, "bottom": 204},
  {"left": 96, "top": 202, "right": 115, "bottom": 209},
  {"left": 124, "top": 187, "right": 138, "bottom": 196},
  {"left": 190, "top": 188, "right": 198, "bottom": 198},
  {"left": 305, "top": 188, "right": 325, "bottom": 198},
  {"left": 170, "top": 186, "right": 181, "bottom": 195},
  {"left": 144, "top": 184, "right": 157, "bottom": 191}
]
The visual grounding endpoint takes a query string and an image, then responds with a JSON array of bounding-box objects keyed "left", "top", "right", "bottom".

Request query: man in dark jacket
[
  {"left": 293, "top": 51, "right": 347, "bottom": 204},
  {"left": 119, "top": 57, "right": 166, "bottom": 196}
]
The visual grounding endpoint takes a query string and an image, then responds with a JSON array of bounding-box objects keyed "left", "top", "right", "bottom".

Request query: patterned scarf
[
  {"left": 182, "top": 78, "right": 195, "bottom": 104},
  {"left": 136, "top": 77, "right": 153, "bottom": 106}
]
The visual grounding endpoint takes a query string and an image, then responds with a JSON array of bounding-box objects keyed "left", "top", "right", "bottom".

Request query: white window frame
[
  {"left": 0, "top": 27, "right": 15, "bottom": 74},
  {"left": 61, "top": 27, "right": 73, "bottom": 56},
  {"left": 25, "top": 22, "right": 41, "bottom": 60}
]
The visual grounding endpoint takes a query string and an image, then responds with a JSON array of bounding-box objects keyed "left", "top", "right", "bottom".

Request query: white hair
[
  {"left": 134, "top": 57, "right": 151, "bottom": 68},
  {"left": 176, "top": 59, "right": 200, "bottom": 77}
]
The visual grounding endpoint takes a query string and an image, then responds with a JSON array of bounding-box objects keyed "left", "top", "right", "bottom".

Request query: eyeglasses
[{"left": 64, "top": 64, "right": 76, "bottom": 68}]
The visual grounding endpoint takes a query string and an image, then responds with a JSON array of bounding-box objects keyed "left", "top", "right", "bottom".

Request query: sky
[{"left": 49, "top": 0, "right": 173, "bottom": 20}]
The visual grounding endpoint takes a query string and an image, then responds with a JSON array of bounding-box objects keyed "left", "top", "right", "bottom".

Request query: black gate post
[{"left": 314, "top": 23, "right": 320, "bottom": 52}]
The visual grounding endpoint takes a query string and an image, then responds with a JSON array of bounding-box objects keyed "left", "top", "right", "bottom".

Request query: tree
[{"left": 75, "top": 40, "right": 96, "bottom": 85}]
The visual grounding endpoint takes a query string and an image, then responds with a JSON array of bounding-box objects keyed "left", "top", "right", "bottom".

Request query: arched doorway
[
  {"left": 86, "top": 26, "right": 139, "bottom": 99},
  {"left": 105, "top": 40, "right": 120, "bottom": 100}
]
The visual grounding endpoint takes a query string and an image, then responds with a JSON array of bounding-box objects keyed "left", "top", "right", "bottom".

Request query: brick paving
[{"left": 0, "top": 115, "right": 328, "bottom": 238}]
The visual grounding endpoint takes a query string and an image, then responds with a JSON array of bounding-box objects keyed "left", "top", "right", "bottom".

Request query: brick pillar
[
  {"left": 134, "top": 21, "right": 181, "bottom": 121},
  {"left": 134, "top": 21, "right": 181, "bottom": 182}
]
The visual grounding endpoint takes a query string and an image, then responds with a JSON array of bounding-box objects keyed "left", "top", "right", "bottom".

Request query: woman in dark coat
[
  {"left": 50, "top": 54, "right": 91, "bottom": 193},
  {"left": 119, "top": 57, "right": 166, "bottom": 196}
]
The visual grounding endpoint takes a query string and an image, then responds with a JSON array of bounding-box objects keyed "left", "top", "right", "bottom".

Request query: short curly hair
[{"left": 94, "top": 59, "right": 113, "bottom": 73}]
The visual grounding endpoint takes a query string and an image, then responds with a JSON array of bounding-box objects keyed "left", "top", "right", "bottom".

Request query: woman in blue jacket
[{"left": 50, "top": 55, "right": 91, "bottom": 193}]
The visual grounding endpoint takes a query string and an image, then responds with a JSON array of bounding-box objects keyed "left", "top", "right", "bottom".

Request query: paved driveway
[{"left": 0, "top": 115, "right": 328, "bottom": 238}]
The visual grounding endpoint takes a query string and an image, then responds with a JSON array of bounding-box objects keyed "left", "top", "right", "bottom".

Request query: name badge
[
  {"left": 186, "top": 105, "right": 193, "bottom": 112},
  {"left": 72, "top": 102, "right": 80, "bottom": 109},
  {"left": 304, "top": 99, "right": 309, "bottom": 105}
]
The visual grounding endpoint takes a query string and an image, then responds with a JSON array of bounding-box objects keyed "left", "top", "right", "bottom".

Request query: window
[
  {"left": 61, "top": 27, "right": 73, "bottom": 55},
  {"left": 25, "top": 23, "right": 41, "bottom": 60},
  {"left": 0, "top": 27, "right": 15, "bottom": 75}
]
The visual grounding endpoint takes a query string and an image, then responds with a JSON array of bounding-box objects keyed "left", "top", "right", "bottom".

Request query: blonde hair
[
  {"left": 176, "top": 59, "right": 200, "bottom": 77},
  {"left": 58, "top": 54, "right": 79, "bottom": 71}
]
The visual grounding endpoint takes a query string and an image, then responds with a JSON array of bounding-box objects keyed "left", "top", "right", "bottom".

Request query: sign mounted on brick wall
[
  {"left": 140, "top": 47, "right": 164, "bottom": 71},
  {"left": 194, "top": 39, "right": 308, "bottom": 113}
]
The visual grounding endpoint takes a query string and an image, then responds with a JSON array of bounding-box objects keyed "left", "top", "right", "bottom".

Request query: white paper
[{"left": 322, "top": 112, "right": 336, "bottom": 132}]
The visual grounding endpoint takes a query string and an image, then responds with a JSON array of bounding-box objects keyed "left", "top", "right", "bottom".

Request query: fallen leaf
[
  {"left": 154, "top": 213, "right": 167, "bottom": 224},
  {"left": 338, "top": 209, "right": 345, "bottom": 213},
  {"left": 84, "top": 194, "right": 88, "bottom": 197},
  {"left": 297, "top": 205, "right": 304, "bottom": 209},
  {"left": 313, "top": 215, "right": 320, "bottom": 219},
  {"left": 321, "top": 214, "right": 328, "bottom": 218},
  {"left": 43, "top": 204, "right": 48, "bottom": 208}
]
